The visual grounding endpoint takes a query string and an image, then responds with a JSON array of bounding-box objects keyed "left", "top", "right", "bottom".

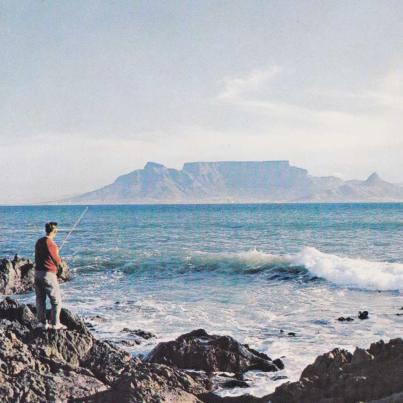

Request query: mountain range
[{"left": 62, "top": 161, "right": 403, "bottom": 204}]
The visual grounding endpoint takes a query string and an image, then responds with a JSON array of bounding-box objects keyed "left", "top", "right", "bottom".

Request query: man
[{"left": 35, "top": 222, "right": 67, "bottom": 330}]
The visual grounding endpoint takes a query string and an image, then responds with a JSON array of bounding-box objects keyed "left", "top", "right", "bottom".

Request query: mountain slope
[{"left": 62, "top": 162, "right": 403, "bottom": 204}]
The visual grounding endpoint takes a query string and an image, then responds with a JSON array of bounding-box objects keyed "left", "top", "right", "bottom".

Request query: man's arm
[{"left": 46, "top": 238, "right": 62, "bottom": 267}]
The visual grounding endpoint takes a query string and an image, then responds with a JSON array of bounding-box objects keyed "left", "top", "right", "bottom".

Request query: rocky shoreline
[
  {"left": 0, "top": 258, "right": 402, "bottom": 402},
  {"left": 0, "top": 296, "right": 402, "bottom": 402}
]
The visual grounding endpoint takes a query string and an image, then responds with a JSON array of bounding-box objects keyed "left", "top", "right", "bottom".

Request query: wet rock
[
  {"left": 198, "top": 392, "right": 263, "bottom": 402},
  {"left": 204, "top": 372, "right": 251, "bottom": 391},
  {"left": 0, "top": 257, "right": 71, "bottom": 295},
  {"left": 116, "top": 339, "right": 140, "bottom": 347},
  {"left": 122, "top": 327, "right": 156, "bottom": 340},
  {"left": 272, "top": 358, "right": 285, "bottom": 370},
  {"left": 120, "top": 327, "right": 157, "bottom": 345},
  {"left": 84, "top": 321, "right": 96, "bottom": 330},
  {"left": 337, "top": 316, "right": 354, "bottom": 322},
  {"left": 0, "top": 297, "right": 209, "bottom": 402},
  {"left": 271, "top": 375, "right": 288, "bottom": 381},
  {"left": 265, "top": 338, "right": 403, "bottom": 403},
  {"left": 221, "top": 379, "right": 249, "bottom": 389},
  {"left": 358, "top": 310, "right": 369, "bottom": 320},
  {"left": 88, "top": 314, "right": 107, "bottom": 323},
  {"left": 147, "top": 328, "right": 283, "bottom": 374},
  {"left": 279, "top": 329, "right": 297, "bottom": 337}
]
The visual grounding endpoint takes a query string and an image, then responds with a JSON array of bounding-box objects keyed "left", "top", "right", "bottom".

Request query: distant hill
[{"left": 61, "top": 161, "right": 403, "bottom": 204}]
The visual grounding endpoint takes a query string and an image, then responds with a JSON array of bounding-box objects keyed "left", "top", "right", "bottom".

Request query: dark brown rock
[
  {"left": 198, "top": 392, "right": 263, "bottom": 402},
  {"left": 120, "top": 327, "right": 157, "bottom": 345},
  {"left": 221, "top": 379, "right": 249, "bottom": 389},
  {"left": 358, "top": 310, "right": 369, "bottom": 320},
  {"left": 0, "top": 298, "right": 209, "bottom": 403},
  {"left": 265, "top": 338, "right": 403, "bottom": 403},
  {"left": 147, "top": 328, "right": 283, "bottom": 374},
  {"left": 122, "top": 327, "right": 156, "bottom": 340},
  {"left": 337, "top": 316, "right": 354, "bottom": 322},
  {"left": 93, "top": 363, "right": 207, "bottom": 403}
]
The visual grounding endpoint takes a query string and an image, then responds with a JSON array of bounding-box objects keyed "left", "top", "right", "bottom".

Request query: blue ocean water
[{"left": 1, "top": 204, "right": 402, "bottom": 396}]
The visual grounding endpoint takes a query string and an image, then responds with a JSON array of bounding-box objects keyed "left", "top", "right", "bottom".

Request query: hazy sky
[{"left": 1, "top": 0, "right": 402, "bottom": 203}]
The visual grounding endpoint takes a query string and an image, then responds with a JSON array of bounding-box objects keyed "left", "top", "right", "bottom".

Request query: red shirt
[{"left": 35, "top": 237, "right": 62, "bottom": 273}]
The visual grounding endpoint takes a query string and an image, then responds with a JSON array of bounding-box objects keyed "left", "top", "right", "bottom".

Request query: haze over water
[{"left": 2, "top": 203, "right": 402, "bottom": 396}]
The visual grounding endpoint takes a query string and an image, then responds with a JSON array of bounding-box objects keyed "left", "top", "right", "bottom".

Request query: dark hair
[{"left": 45, "top": 222, "right": 58, "bottom": 235}]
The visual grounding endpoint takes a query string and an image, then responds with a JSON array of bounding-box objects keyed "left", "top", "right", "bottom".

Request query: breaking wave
[{"left": 189, "top": 247, "right": 403, "bottom": 291}]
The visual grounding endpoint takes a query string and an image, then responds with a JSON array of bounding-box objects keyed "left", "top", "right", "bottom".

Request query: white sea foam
[
  {"left": 191, "top": 247, "right": 403, "bottom": 290},
  {"left": 295, "top": 247, "right": 403, "bottom": 291}
]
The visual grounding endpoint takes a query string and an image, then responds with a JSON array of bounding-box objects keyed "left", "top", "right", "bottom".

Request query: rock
[
  {"left": 95, "top": 363, "right": 207, "bottom": 403},
  {"left": 81, "top": 338, "right": 135, "bottom": 384},
  {"left": 265, "top": 338, "right": 403, "bottom": 403},
  {"left": 221, "top": 379, "right": 249, "bottom": 389},
  {"left": 0, "top": 297, "right": 209, "bottom": 402},
  {"left": 287, "top": 332, "right": 296, "bottom": 337},
  {"left": 0, "top": 258, "right": 71, "bottom": 295},
  {"left": 337, "top": 316, "right": 354, "bottom": 322},
  {"left": 351, "top": 347, "right": 374, "bottom": 365},
  {"left": 198, "top": 392, "right": 263, "bottom": 402},
  {"left": 0, "top": 297, "right": 37, "bottom": 325},
  {"left": 1, "top": 296, "right": 401, "bottom": 403},
  {"left": 147, "top": 328, "right": 283, "bottom": 374},
  {"left": 358, "top": 310, "right": 369, "bottom": 320},
  {"left": 0, "top": 258, "right": 35, "bottom": 294},
  {"left": 202, "top": 372, "right": 251, "bottom": 391},
  {"left": 84, "top": 321, "right": 96, "bottom": 330},
  {"left": 27, "top": 303, "right": 91, "bottom": 335},
  {"left": 120, "top": 327, "right": 157, "bottom": 344},
  {"left": 122, "top": 327, "right": 156, "bottom": 340},
  {"left": 271, "top": 375, "right": 288, "bottom": 381},
  {"left": 116, "top": 339, "right": 140, "bottom": 347},
  {"left": 88, "top": 314, "right": 107, "bottom": 323}
]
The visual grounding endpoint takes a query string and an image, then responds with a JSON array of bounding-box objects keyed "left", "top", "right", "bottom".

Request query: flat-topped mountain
[{"left": 62, "top": 161, "right": 403, "bottom": 204}]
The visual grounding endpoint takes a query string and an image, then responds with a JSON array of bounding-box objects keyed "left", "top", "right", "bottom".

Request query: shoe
[{"left": 50, "top": 323, "right": 68, "bottom": 330}]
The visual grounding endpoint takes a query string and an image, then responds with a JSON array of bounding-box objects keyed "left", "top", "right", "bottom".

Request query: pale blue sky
[{"left": 1, "top": 1, "right": 402, "bottom": 202}]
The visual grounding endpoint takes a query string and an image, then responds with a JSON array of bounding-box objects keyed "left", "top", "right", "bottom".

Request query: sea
[{"left": 1, "top": 203, "right": 402, "bottom": 397}]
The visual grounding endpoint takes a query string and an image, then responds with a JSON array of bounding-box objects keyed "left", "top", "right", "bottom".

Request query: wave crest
[{"left": 189, "top": 247, "right": 403, "bottom": 291}]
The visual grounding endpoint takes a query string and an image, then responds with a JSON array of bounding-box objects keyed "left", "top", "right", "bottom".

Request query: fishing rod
[{"left": 59, "top": 207, "right": 88, "bottom": 252}]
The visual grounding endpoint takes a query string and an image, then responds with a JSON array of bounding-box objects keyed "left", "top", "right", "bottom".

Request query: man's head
[{"left": 45, "top": 222, "right": 58, "bottom": 238}]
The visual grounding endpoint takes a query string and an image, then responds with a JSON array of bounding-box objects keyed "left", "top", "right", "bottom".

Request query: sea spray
[
  {"left": 295, "top": 247, "right": 403, "bottom": 291},
  {"left": 190, "top": 247, "right": 403, "bottom": 290}
]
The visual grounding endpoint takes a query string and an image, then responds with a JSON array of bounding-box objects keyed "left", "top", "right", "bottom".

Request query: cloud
[
  {"left": 308, "top": 71, "right": 403, "bottom": 112},
  {"left": 217, "top": 66, "right": 282, "bottom": 101},
  {"left": 215, "top": 66, "right": 403, "bottom": 132},
  {"left": 215, "top": 67, "right": 374, "bottom": 131}
]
